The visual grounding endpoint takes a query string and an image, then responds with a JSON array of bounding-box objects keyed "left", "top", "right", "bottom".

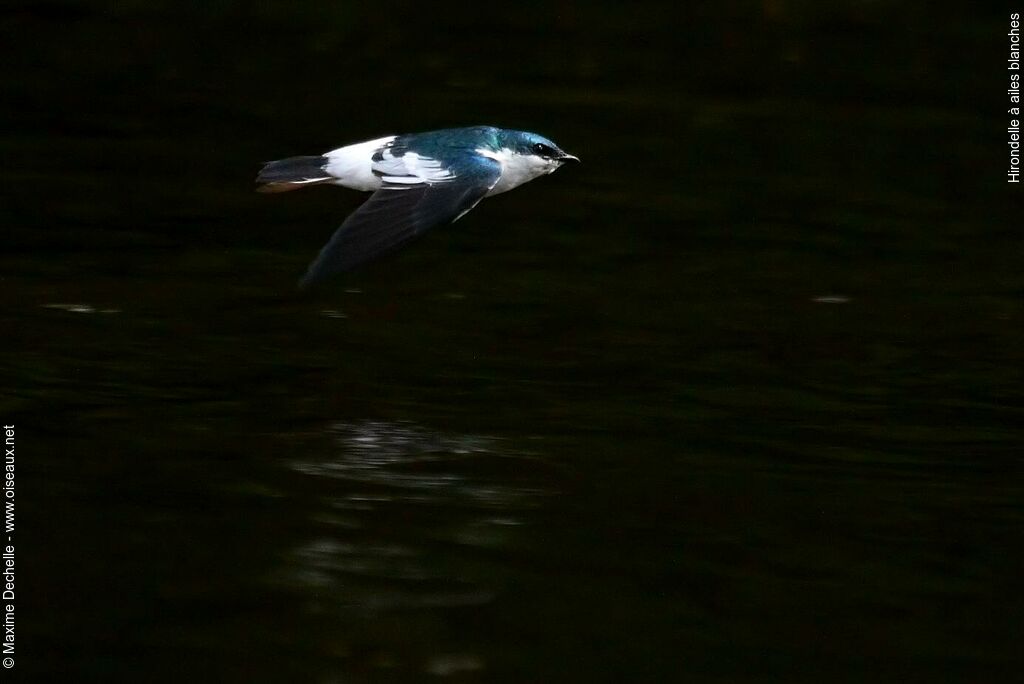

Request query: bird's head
[{"left": 503, "top": 130, "right": 580, "bottom": 176}]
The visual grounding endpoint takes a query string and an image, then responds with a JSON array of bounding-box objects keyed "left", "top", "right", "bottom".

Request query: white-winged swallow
[{"left": 256, "top": 125, "right": 579, "bottom": 287}]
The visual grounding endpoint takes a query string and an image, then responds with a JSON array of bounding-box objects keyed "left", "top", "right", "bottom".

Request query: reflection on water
[
  {"left": 42, "top": 303, "right": 122, "bottom": 314},
  {"left": 285, "top": 421, "right": 550, "bottom": 615},
  {"left": 291, "top": 537, "right": 497, "bottom": 610},
  {"left": 293, "top": 420, "right": 549, "bottom": 506}
]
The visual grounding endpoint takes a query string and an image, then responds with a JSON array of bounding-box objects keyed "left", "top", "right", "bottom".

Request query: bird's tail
[{"left": 256, "top": 155, "right": 332, "bottom": 193}]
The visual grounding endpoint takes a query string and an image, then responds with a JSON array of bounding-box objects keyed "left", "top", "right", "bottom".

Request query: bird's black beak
[{"left": 558, "top": 152, "right": 580, "bottom": 163}]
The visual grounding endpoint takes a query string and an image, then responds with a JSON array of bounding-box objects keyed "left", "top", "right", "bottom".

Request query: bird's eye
[{"left": 532, "top": 142, "right": 556, "bottom": 157}]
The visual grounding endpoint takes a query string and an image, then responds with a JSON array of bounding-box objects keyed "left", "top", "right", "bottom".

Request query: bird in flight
[{"left": 256, "top": 125, "right": 579, "bottom": 288}]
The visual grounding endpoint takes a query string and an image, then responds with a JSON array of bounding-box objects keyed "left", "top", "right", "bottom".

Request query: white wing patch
[{"left": 373, "top": 150, "right": 455, "bottom": 187}]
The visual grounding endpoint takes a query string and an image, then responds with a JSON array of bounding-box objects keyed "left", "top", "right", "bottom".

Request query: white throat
[{"left": 478, "top": 148, "right": 561, "bottom": 196}]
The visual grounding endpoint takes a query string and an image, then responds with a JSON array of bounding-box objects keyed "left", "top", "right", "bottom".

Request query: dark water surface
[{"left": 2, "top": 2, "right": 1021, "bottom": 682}]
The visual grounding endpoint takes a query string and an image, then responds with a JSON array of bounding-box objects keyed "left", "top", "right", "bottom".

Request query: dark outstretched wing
[{"left": 299, "top": 155, "right": 501, "bottom": 288}]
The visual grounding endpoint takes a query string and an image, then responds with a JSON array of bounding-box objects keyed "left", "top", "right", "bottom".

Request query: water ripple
[{"left": 283, "top": 420, "right": 552, "bottom": 613}]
